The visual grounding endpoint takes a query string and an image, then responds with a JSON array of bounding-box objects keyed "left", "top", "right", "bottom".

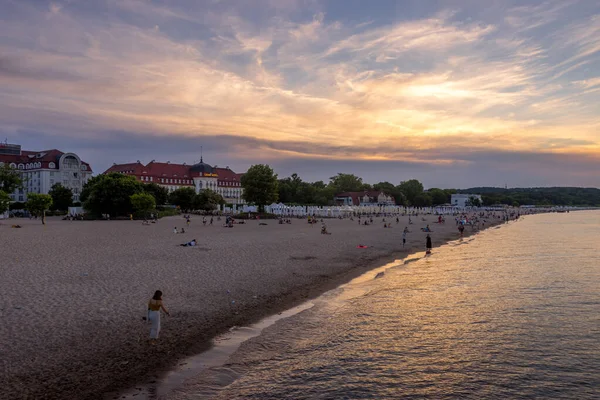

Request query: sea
[{"left": 131, "top": 211, "right": 600, "bottom": 400}]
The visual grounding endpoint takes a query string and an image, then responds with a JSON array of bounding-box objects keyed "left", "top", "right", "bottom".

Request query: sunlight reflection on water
[{"left": 179, "top": 211, "right": 600, "bottom": 399}]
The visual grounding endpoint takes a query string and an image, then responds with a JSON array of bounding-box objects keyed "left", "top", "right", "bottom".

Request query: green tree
[
  {"left": 169, "top": 187, "right": 197, "bottom": 212},
  {"left": 397, "top": 179, "right": 424, "bottom": 205},
  {"left": 194, "top": 189, "right": 224, "bottom": 211},
  {"left": 130, "top": 192, "right": 156, "bottom": 217},
  {"left": 428, "top": 188, "right": 448, "bottom": 206},
  {"left": 329, "top": 173, "right": 364, "bottom": 192},
  {"left": 143, "top": 183, "right": 169, "bottom": 206},
  {"left": 466, "top": 196, "right": 482, "bottom": 207},
  {"left": 373, "top": 182, "right": 395, "bottom": 192},
  {"left": 241, "top": 164, "right": 278, "bottom": 212},
  {"left": 81, "top": 173, "right": 144, "bottom": 216},
  {"left": 26, "top": 193, "right": 53, "bottom": 224},
  {"left": 0, "top": 164, "right": 23, "bottom": 194},
  {"left": 0, "top": 190, "right": 10, "bottom": 214},
  {"left": 413, "top": 193, "right": 433, "bottom": 207},
  {"left": 48, "top": 184, "right": 73, "bottom": 211}
]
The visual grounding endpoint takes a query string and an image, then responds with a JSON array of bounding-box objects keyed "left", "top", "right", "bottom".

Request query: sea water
[{"left": 171, "top": 211, "right": 600, "bottom": 399}]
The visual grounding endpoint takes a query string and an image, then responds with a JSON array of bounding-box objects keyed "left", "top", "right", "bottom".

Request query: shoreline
[
  {"left": 106, "top": 215, "right": 512, "bottom": 400},
  {"left": 2, "top": 213, "right": 524, "bottom": 399}
]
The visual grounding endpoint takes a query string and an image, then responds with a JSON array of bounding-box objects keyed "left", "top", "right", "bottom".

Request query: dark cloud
[
  {"left": 6, "top": 128, "right": 600, "bottom": 189},
  {"left": 0, "top": 56, "right": 84, "bottom": 82}
]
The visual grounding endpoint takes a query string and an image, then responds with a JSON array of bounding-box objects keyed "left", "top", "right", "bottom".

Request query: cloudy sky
[{"left": 1, "top": 0, "right": 599, "bottom": 188}]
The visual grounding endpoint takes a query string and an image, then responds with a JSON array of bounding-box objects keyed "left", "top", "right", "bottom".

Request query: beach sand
[{"left": 0, "top": 213, "right": 506, "bottom": 399}]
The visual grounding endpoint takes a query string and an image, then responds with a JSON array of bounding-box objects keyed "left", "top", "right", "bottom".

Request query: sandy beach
[{"left": 1, "top": 213, "right": 509, "bottom": 399}]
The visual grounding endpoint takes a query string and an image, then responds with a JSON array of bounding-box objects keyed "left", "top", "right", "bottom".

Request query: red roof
[
  {"left": 0, "top": 148, "right": 92, "bottom": 171},
  {"left": 105, "top": 161, "right": 244, "bottom": 186}
]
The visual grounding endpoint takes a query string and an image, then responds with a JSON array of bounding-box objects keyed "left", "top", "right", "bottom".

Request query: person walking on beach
[
  {"left": 147, "top": 290, "right": 170, "bottom": 343},
  {"left": 402, "top": 229, "right": 407, "bottom": 247},
  {"left": 426, "top": 234, "right": 432, "bottom": 254}
]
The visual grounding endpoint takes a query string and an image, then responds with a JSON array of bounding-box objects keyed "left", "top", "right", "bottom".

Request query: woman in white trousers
[{"left": 147, "top": 290, "right": 170, "bottom": 342}]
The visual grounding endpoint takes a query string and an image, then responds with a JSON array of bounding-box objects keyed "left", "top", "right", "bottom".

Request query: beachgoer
[
  {"left": 426, "top": 234, "right": 432, "bottom": 254},
  {"left": 402, "top": 230, "right": 407, "bottom": 247},
  {"left": 210, "top": 217, "right": 213, "bottom": 225},
  {"left": 203, "top": 217, "right": 207, "bottom": 226},
  {"left": 147, "top": 290, "right": 170, "bottom": 342},
  {"left": 180, "top": 239, "right": 196, "bottom": 247},
  {"left": 173, "top": 227, "right": 178, "bottom": 234}
]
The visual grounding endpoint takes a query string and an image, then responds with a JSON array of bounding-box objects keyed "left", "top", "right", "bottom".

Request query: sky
[{"left": 1, "top": 0, "right": 599, "bottom": 189}]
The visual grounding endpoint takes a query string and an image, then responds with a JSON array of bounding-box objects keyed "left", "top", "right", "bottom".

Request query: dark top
[{"left": 426, "top": 237, "right": 432, "bottom": 249}]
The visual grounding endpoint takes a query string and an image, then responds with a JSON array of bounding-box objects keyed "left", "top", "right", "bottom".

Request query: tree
[
  {"left": 241, "top": 164, "right": 278, "bottom": 212},
  {"left": 48, "top": 184, "right": 73, "bottom": 211},
  {"left": 466, "top": 196, "right": 482, "bottom": 207},
  {"left": 143, "top": 183, "right": 169, "bottom": 206},
  {"left": 413, "top": 193, "right": 433, "bottom": 207},
  {"left": 397, "top": 179, "right": 424, "bottom": 205},
  {"left": 130, "top": 192, "right": 156, "bottom": 217},
  {"left": 329, "top": 173, "right": 364, "bottom": 193},
  {"left": 194, "top": 189, "right": 224, "bottom": 211},
  {"left": 428, "top": 188, "right": 448, "bottom": 206},
  {"left": 373, "top": 181, "right": 395, "bottom": 193},
  {"left": 0, "top": 190, "right": 10, "bottom": 214},
  {"left": 169, "top": 187, "right": 197, "bottom": 212},
  {"left": 81, "top": 173, "right": 144, "bottom": 216},
  {"left": 0, "top": 164, "right": 23, "bottom": 194},
  {"left": 26, "top": 193, "right": 53, "bottom": 224}
]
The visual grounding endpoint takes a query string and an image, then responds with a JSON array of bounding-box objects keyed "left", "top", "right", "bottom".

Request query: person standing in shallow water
[
  {"left": 426, "top": 234, "right": 432, "bottom": 254},
  {"left": 147, "top": 290, "right": 170, "bottom": 343}
]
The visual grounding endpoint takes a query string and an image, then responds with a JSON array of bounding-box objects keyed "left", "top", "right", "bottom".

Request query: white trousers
[{"left": 148, "top": 310, "right": 161, "bottom": 339}]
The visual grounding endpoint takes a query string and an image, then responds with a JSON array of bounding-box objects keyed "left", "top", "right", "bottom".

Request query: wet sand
[{"left": 0, "top": 214, "right": 506, "bottom": 399}]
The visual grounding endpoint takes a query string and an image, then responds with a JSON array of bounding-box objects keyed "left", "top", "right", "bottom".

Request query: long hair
[{"left": 152, "top": 290, "right": 163, "bottom": 300}]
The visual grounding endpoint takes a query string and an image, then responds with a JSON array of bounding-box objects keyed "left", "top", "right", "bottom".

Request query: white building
[
  {"left": 451, "top": 193, "right": 483, "bottom": 208},
  {"left": 0, "top": 143, "right": 93, "bottom": 203},
  {"left": 104, "top": 158, "right": 246, "bottom": 205}
]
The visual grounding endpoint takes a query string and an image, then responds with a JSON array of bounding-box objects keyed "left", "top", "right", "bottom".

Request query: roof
[
  {"left": 0, "top": 148, "right": 92, "bottom": 171},
  {"left": 105, "top": 161, "right": 245, "bottom": 181},
  {"left": 335, "top": 191, "right": 395, "bottom": 205},
  {"left": 189, "top": 160, "right": 214, "bottom": 174},
  {"left": 214, "top": 167, "right": 242, "bottom": 183}
]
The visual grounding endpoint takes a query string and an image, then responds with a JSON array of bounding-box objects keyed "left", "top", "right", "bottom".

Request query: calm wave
[{"left": 177, "top": 211, "right": 600, "bottom": 399}]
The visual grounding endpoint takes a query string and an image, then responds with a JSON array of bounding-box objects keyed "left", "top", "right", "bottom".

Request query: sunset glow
[{"left": 1, "top": 0, "right": 599, "bottom": 187}]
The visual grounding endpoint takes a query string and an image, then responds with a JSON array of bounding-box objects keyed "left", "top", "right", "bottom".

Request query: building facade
[
  {"left": 450, "top": 193, "right": 483, "bottom": 207},
  {"left": 104, "top": 159, "right": 246, "bottom": 204},
  {"left": 334, "top": 191, "right": 396, "bottom": 206},
  {"left": 0, "top": 143, "right": 93, "bottom": 202}
]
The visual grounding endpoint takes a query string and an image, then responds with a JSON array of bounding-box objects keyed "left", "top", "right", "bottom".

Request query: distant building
[
  {"left": 104, "top": 158, "right": 246, "bottom": 204},
  {"left": 451, "top": 193, "right": 483, "bottom": 207},
  {"left": 334, "top": 191, "right": 395, "bottom": 206},
  {"left": 0, "top": 143, "right": 93, "bottom": 203}
]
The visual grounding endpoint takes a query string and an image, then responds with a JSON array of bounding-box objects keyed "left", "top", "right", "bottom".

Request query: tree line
[{"left": 2, "top": 163, "right": 599, "bottom": 223}]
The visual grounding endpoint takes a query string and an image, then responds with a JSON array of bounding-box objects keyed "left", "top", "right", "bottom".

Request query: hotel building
[
  {"left": 0, "top": 143, "right": 93, "bottom": 202},
  {"left": 104, "top": 158, "right": 246, "bottom": 205}
]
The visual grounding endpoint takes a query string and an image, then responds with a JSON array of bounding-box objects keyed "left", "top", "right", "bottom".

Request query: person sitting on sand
[
  {"left": 180, "top": 228, "right": 185, "bottom": 234},
  {"left": 173, "top": 227, "right": 178, "bottom": 234},
  {"left": 147, "top": 290, "right": 170, "bottom": 343},
  {"left": 180, "top": 239, "right": 196, "bottom": 247},
  {"left": 321, "top": 223, "right": 331, "bottom": 235},
  {"left": 421, "top": 224, "right": 433, "bottom": 233},
  {"left": 11, "top": 224, "right": 22, "bottom": 228},
  {"left": 142, "top": 220, "right": 149, "bottom": 225}
]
